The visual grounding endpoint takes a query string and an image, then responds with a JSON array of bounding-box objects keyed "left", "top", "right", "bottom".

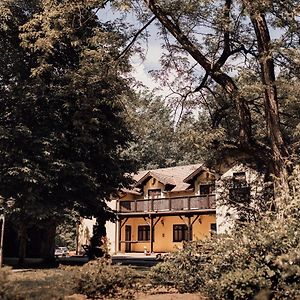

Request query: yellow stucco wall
[
  {"left": 120, "top": 214, "right": 216, "bottom": 253},
  {"left": 118, "top": 170, "right": 216, "bottom": 253}
]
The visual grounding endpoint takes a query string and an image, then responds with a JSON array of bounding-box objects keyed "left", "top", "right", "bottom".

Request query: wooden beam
[
  {"left": 118, "top": 219, "right": 121, "bottom": 252},
  {"left": 188, "top": 216, "right": 192, "bottom": 241},
  {"left": 150, "top": 216, "right": 154, "bottom": 253},
  {"left": 143, "top": 216, "right": 150, "bottom": 225},
  {"left": 120, "top": 218, "right": 128, "bottom": 229},
  {"left": 179, "top": 215, "right": 188, "bottom": 226},
  {"left": 192, "top": 215, "right": 201, "bottom": 225},
  {"left": 153, "top": 216, "right": 162, "bottom": 227}
]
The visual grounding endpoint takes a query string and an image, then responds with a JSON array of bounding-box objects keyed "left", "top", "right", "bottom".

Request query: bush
[
  {"left": 76, "top": 259, "right": 140, "bottom": 299},
  {"left": 150, "top": 213, "right": 300, "bottom": 299}
]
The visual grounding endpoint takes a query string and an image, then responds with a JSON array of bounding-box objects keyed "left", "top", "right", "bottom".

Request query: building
[
  {"left": 106, "top": 164, "right": 217, "bottom": 254},
  {"left": 216, "top": 163, "right": 264, "bottom": 233}
]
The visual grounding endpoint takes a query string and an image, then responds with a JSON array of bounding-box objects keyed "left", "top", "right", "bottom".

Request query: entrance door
[{"left": 125, "top": 225, "right": 131, "bottom": 252}]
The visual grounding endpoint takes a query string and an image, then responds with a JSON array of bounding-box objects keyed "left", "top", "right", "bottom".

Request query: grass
[
  {"left": 8, "top": 268, "right": 77, "bottom": 300},
  {"left": 6, "top": 265, "right": 204, "bottom": 300}
]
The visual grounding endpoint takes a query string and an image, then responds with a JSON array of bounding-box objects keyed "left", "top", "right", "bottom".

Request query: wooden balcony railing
[{"left": 118, "top": 194, "right": 216, "bottom": 213}]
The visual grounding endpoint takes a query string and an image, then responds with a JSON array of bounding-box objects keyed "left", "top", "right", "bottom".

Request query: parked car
[{"left": 55, "top": 247, "right": 69, "bottom": 257}]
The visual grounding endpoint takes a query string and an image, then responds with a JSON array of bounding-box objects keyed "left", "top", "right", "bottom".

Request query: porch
[
  {"left": 117, "top": 212, "right": 216, "bottom": 254},
  {"left": 118, "top": 194, "right": 216, "bottom": 215}
]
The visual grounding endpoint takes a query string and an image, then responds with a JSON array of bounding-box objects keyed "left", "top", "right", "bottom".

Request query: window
[
  {"left": 200, "top": 184, "right": 215, "bottom": 195},
  {"left": 210, "top": 223, "right": 217, "bottom": 232},
  {"left": 138, "top": 225, "right": 151, "bottom": 241},
  {"left": 173, "top": 224, "right": 190, "bottom": 242},
  {"left": 229, "top": 172, "right": 250, "bottom": 203},
  {"left": 148, "top": 189, "right": 161, "bottom": 198},
  {"left": 233, "top": 172, "right": 247, "bottom": 182}
]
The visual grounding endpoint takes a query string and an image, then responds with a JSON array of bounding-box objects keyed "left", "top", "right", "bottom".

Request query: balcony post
[
  {"left": 151, "top": 198, "right": 154, "bottom": 211},
  {"left": 150, "top": 216, "right": 154, "bottom": 253},
  {"left": 188, "top": 216, "right": 192, "bottom": 241},
  {"left": 134, "top": 200, "right": 137, "bottom": 212},
  {"left": 118, "top": 219, "right": 121, "bottom": 252},
  {"left": 169, "top": 198, "right": 171, "bottom": 211},
  {"left": 187, "top": 197, "right": 191, "bottom": 210}
]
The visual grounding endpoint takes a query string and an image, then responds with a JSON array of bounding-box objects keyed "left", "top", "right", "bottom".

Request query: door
[{"left": 125, "top": 225, "right": 131, "bottom": 252}]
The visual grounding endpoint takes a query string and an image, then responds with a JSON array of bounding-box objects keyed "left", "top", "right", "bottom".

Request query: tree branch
[
  {"left": 117, "top": 16, "right": 156, "bottom": 60},
  {"left": 145, "top": 0, "right": 253, "bottom": 146}
]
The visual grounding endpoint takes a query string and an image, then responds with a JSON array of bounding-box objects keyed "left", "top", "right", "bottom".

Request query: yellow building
[{"left": 115, "top": 164, "right": 216, "bottom": 253}]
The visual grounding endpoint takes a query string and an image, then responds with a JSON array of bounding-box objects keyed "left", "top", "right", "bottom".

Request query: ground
[
  {"left": 10, "top": 269, "right": 76, "bottom": 299},
  {"left": 9, "top": 268, "right": 205, "bottom": 300}
]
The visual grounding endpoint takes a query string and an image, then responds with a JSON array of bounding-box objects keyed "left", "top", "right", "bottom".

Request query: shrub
[
  {"left": 150, "top": 214, "right": 300, "bottom": 299},
  {"left": 76, "top": 259, "right": 139, "bottom": 299}
]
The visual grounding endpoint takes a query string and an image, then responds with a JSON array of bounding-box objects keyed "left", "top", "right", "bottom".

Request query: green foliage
[
  {"left": 124, "top": 90, "right": 224, "bottom": 169},
  {"left": 151, "top": 214, "right": 300, "bottom": 299},
  {"left": 55, "top": 217, "right": 78, "bottom": 250},
  {"left": 0, "top": 0, "right": 136, "bottom": 244},
  {"left": 150, "top": 172, "right": 300, "bottom": 300},
  {"left": 76, "top": 259, "right": 139, "bottom": 299},
  {"left": 124, "top": 90, "right": 176, "bottom": 169}
]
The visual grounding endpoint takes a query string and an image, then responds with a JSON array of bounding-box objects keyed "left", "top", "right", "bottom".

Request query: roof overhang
[
  {"left": 135, "top": 171, "right": 176, "bottom": 188},
  {"left": 183, "top": 165, "right": 214, "bottom": 183}
]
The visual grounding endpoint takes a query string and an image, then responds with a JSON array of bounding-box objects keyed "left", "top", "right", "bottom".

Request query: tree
[
  {"left": 124, "top": 90, "right": 221, "bottom": 169},
  {"left": 113, "top": 0, "right": 300, "bottom": 205},
  {"left": 0, "top": 0, "right": 136, "bottom": 262},
  {"left": 124, "top": 90, "right": 177, "bottom": 169}
]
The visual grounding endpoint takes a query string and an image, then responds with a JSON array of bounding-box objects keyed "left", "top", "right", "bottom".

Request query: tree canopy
[
  {"left": 0, "top": 0, "right": 136, "bottom": 258},
  {"left": 110, "top": 0, "right": 300, "bottom": 202}
]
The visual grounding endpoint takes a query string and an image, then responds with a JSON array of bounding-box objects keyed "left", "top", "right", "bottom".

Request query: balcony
[{"left": 118, "top": 194, "right": 216, "bottom": 214}]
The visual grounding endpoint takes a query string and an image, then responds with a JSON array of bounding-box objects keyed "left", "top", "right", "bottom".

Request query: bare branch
[
  {"left": 145, "top": 0, "right": 253, "bottom": 146},
  {"left": 117, "top": 16, "right": 156, "bottom": 60}
]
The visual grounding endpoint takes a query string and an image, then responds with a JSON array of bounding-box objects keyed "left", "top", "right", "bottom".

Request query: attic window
[
  {"left": 152, "top": 178, "right": 156, "bottom": 185},
  {"left": 200, "top": 184, "right": 215, "bottom": 195},
  {"left": 148, "top": 189, "right": 161, "bottom": 198},
  {"left": 229, "top": 172, "right": 250, "bottom": 203},
  {"left": 233, "top": 172, "right": 246, "bottom": 181}
]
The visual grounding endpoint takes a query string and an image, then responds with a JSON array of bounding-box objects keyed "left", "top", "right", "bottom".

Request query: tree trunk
[
  {"left": 248, "top": 8, "right": 290, "bottom": 205},
  {"left": 145, "top": 0, "right": 290, "bottom": 207},
  {"left": 18, "top": 222, "right": 27, "bottom": 265},
  {"left": 145, "top": 0, "right": 253, "bottom": 148},
  {"left": 40, "top": 222, "right": 56, "bottom": 263}
]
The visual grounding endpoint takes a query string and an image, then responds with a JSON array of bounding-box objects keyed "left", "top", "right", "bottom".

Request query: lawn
[
  {"left": 7, "top": 267, "right": 205, "bottom": 300},
  {"left": 9, "top": 268, "right": 77, "bottom": 300}
]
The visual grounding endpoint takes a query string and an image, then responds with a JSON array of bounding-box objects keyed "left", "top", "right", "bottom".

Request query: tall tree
[
  {"left": 113, "top": 0, "right": 300, "bottom": 203},
  {"left": 124, "top": 90, "right": 177, "bottom": 169},
  {"left": 0, "top": 0, "right": 135, "bottom": 261}
]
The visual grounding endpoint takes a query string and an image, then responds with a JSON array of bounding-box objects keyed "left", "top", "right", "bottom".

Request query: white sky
[{"left": 99, "top": 6, "right": 168, "bottom": 94}]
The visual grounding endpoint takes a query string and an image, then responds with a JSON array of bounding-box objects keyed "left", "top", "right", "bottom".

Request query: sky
[{"left": 99, "top": 5, "right": 169, "bottom": 94}]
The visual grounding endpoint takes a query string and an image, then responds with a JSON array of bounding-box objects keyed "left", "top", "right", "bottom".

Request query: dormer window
[
  {"left": 148, "top": 189, "right": 161, "bottom": 198},
  {"left": 200, "top": 183, "right": 215, "bottom": 195}
]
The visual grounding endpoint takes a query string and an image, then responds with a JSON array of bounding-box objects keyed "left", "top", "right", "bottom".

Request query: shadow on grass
[{"left": 10, "top": 268, "right": 77, "bottom": 300}]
